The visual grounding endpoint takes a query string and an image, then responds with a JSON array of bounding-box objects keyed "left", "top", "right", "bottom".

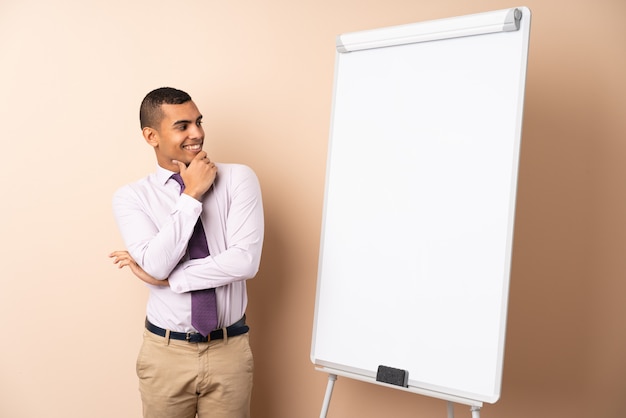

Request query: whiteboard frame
[{"left": 311, "top": 6, "right": 531, "bottom": 406}]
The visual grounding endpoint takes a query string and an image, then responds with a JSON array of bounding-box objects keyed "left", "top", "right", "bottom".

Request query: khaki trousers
[{"left": 136, "top": 329, "right": 254, "bottom": 418}]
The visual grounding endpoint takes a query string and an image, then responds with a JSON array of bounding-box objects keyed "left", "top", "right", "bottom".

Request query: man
[{"left": 109, "top": 87, "right": 264, "bottom": 418}]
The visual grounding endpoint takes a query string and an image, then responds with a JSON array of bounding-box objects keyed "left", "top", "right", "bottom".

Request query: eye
[
  {"left": 178, "top": 124, "right": 188, "bottom": 131},
  {"left": 196, "top": 120, "right": 203, "bottom": 127}
]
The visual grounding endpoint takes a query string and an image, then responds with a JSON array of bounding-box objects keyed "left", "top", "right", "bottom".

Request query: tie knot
[{"left": 171, "top": 173, "right": 185, "bottom": 193}]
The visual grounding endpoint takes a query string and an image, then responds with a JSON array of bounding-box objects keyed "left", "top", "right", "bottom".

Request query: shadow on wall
[
  {"left": 246, "top": 196, "right": 291, "bottom": 416},
  {"left": 496, "top": 36, "right": 625, "bottom": 418}
]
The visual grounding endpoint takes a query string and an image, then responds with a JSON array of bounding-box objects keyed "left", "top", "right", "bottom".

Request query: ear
[{"left": 142, "top": 127, "right": 159, "bottom": 148}]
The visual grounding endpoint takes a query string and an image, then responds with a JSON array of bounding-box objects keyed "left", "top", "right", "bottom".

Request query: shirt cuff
[{"left": 176, "top": 193, "right": 202, "bottom": 216}]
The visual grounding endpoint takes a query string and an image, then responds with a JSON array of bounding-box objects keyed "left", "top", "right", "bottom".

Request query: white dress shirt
[{"left": 112, "top": 163, "right": 264, "bottom": 332}]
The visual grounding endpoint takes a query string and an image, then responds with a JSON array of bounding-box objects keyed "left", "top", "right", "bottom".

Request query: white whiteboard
[{"left": 311, "top": 7, "right": 531, "bottom": 404}]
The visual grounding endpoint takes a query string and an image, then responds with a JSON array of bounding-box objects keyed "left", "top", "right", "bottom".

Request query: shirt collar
[{"left": 156, "top": 164, "right": 177, "bottom": 186}]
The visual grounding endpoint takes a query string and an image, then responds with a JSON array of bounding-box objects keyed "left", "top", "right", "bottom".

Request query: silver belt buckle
[{"left": 185, "top": 331, "right": 209, "bottom": 342}]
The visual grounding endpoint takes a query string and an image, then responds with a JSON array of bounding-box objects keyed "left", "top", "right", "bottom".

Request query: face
[{"left": 144, "top": 101, "right": 205, "bottom": 171}]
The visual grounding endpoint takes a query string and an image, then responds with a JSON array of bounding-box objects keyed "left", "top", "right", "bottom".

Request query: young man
[{"left": 110, "top": 87, "right": 264, "bottom": 418}]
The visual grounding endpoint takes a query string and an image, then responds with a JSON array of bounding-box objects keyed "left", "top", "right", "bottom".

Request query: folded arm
[
  {"left": 113, "top": 185, "right": 201, "bottom": 280},
  {"left": 168, "top": 165, "right": 265, "bottom": 293}
]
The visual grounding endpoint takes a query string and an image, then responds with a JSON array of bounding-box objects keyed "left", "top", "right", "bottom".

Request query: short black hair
[{"left": 139, "top": 87, "right": 192, "bottom": 129}]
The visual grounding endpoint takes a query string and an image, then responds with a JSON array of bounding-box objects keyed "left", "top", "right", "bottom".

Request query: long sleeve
[
  {"left": 112, "top": 163, "right": 264, "bottom": 331},
  {"left": 112, "top": 172, "right": 201, "bottom": 280},
  {"left": 168, "top": 164, "right": 264, "bottom": 293}
]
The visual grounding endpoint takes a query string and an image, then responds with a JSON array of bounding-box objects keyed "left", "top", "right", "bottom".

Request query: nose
[{"left": 191, "top": 123, "right": 204, "bottom": 138}]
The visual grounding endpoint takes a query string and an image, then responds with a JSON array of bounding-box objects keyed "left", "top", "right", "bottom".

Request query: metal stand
[
  {"left": 320, "top": 374, "right": 337, "bottom": 418},
  {"left": 448, "top": 401, "right": 481, "bottom": 418},
  {"left": 318, "top": 369, "right": 482, "bottom": 418},
  {"left": 471, "top": 405, "right": 481, "bottom": 418}
]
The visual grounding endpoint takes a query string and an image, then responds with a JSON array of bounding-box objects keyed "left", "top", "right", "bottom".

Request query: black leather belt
[{"left": 145, "top": 315, "right": 249, "bottom": 343}]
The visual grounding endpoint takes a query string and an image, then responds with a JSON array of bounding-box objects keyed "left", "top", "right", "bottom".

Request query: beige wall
[{"left": 1, "top": 0, "right": 624, "bottom": 417}]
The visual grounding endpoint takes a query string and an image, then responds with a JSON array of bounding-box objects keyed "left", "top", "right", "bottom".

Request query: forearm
[{"left": 168, "top": 242, "right": 263, "bottom": 293}]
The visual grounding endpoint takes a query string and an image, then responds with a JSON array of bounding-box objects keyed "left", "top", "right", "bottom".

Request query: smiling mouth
[{"left": 183, "top": 144, "right": 202, "bottom": 151}]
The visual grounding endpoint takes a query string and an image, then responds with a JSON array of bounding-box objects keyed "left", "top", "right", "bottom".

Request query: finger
[
  {"left": 199, "top": 152, "right": 211, "bottom": 163},
  {"left": 192, "top": 152, "right": 207, "bottom": 162},
  {"left": 110, "top": 251, "right": 127, "bottom": 258},
  {"left": 118, "top": 259, "right": 131, "bottom": 268},
  {"left": 172, "top": 159, "right": 186, "bottom": 173}
]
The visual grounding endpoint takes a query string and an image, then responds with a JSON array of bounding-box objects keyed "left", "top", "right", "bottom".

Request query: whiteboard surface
[{"left": 311, "top": 7, "right": 531, "bottom": 404}]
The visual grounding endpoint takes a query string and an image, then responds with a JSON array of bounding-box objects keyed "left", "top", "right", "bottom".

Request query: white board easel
[{"left": 311, "top": 6, "right": 532, "bottom": 417}]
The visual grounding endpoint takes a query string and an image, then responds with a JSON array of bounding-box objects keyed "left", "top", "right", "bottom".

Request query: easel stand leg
[
  {"left": 320, "top": 374, "right": 337, "bottom": 418},
  {"left": 447, "top": 401, "right": 454, "bottom": 418},
  {"left": 470, "top": 405, "right": 481, "bottom": 418}
]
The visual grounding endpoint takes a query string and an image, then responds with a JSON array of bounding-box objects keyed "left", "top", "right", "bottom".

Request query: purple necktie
[{"left": 172, "top": 173, "right": 218, "bottom": 337}]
